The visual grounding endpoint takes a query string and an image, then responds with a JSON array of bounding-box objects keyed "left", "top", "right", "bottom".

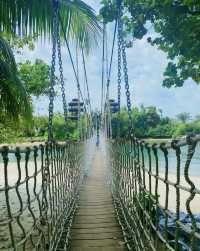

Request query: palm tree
[
  {"left": 0, "top": 37, "right": 32, "bottom": 121},
  {"left": 0, "top": 0, "right": 100, "bottom": 121},
  {"left": 0, "top": 0, "right": 100, "bottom": 50},
  {"left": 176, "top": 112, "right": 191, "bottom": 124}
]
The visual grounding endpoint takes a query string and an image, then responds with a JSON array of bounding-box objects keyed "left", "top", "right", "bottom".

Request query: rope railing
[
  {"left": 0, "top": 141, "right": 85, "bottom": 250},
  {"left": 109, "top": 135, "right": 200, "bottom": 251}
]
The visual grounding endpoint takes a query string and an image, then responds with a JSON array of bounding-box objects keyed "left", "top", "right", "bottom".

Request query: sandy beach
[
  {"left": 0, "top": 142, "right": 45, "bottom": 151},
  {"left": 1, "top": 159, "right": 199, "bottom": 214},
  {"left": 0, "top": 137, "right": 199, "bottom": 250},
  {"left": 144, "top": 172, "right": 200, "bottom": 214}
]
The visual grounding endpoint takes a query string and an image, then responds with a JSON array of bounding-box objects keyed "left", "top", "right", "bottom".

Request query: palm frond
[
  {"left": 0, "top": 0, "right": 101, "bottom": 50},
  {"left": 0, "top": 37, "right": 32, "bottom": 121},
  {"left": 0, "top": 0, "right": 52, "bottom": 37},
  {"left": 0, "top": 37, "right": 17, "bottom": 71},
  {"left": 60, "top": 0, "right": 101, "bottom": 51}
]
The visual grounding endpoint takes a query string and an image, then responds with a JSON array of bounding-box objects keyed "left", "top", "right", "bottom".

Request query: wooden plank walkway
[{"left": 70, "top": 148, "right": 125, "bottom": 251}]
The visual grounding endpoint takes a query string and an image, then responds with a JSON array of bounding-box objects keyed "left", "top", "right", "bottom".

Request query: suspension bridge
[{"left": 0, "top": 1, "right": 200, "bottom": 251}]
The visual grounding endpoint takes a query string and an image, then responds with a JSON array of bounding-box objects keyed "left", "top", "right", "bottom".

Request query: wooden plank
[
  {"left": 75, "top": 213, "right": 117, "bottom": 219},
  {"left": 70, "top": 149, "right": 125, "bottom": 251},
  {"left": 71, "top": 246, "right": 124, "bottom": 251},
  {"left": 73, "top": 217, "right": 118, "bottom": 224},
  {"left": 71, "top": 232, "right": 123, "bottom": 240},
  {"left": 77, "top": 201, "right": 113, "bottom": 206},
  {"left": 77, "top": 205, "right": 114, "bottom": 209},
  {"left": 75, "top": 210, "right": 115, "bottom": 216},
  {"left": 71, "top": 227, "right": 122, "bottom": 234},
  {"left": 72, "top": 222, "right": 120, "bottom": 229},
  {"left": 71, "top": 239, "right": 124, "bottom": 247},
  {"left": 78, "top": 200, "right": 113, "bottom": 203}
]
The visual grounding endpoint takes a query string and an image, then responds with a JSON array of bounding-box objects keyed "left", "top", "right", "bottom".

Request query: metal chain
[
  {"left": 48, "top": 0, "right": 58, "bottom": 142},
  {"left": 104, "top": 19, "right": 117, "bottom": 139},
  {"left": 58, "top": 14, "right": 87, "bottom": 115},
  {"left": 76, "top": 46, "right": 81, "bottom": 142},
  {"left": 57, "top": 16, "right": 68, "bottom": 137},
  {"left": 117, "top": 19, "right": 122, "bottom": 137},
  {"left": 118, "top": 1, "right": 133, "bottom": 135},
  {"left": 117, "top": 21, "right": 121, "bottom": 111},
  {"left": 81, "top": 47, "right": 92, "bottom": 115},
  {"left": 101, "top": 22, "right": 106, "bottom": 116}
]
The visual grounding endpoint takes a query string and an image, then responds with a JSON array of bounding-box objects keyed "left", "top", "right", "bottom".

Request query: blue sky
[{"left": 17, "top": 0, "right": 200, "bottom": 118}]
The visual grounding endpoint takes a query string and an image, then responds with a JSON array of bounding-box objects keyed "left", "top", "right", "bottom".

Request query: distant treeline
[
  {"left": 0, "top": 114, "right": 91, "bottom": 143},
  {"left": 111, "top": 106, "right": 200, "bottom": 139},
  {"left": 1, "top": 106, "right": 200, "bottom": 143}
]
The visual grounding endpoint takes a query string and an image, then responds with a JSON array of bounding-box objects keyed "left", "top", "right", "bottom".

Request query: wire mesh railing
[
  {"left": 0, "top": 141, "right": 84, "bottom": 251},
  {"left": 109, "top": 135, "right": 200, "bottom": 251}
]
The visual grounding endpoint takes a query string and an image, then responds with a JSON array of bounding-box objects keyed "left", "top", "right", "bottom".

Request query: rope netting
[
  {"left": 108, "top": 135, "right": 200, "bottom": 251},
  {"left": 0, "top": 0, "right": 94, "bottom": 249},
  {"left": 0, "top": 141, "right": 85, "bottom": 250},
  {"left": 1, "top": 0, "right": 200, "bottom": 250},
  {"left": 101, "top": 2, "right": 199, "bottom": 249}
]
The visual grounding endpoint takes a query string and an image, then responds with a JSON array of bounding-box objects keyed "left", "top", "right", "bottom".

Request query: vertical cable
[{"left": 101, "top": 22, "right": 106, "bottom": 116}]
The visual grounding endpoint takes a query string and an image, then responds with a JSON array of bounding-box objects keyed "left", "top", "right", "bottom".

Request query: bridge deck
[{"left": 70, "top": 149, "right": 125, "bottom": 251}]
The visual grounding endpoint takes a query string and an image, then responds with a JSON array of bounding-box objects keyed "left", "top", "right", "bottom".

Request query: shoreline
[
  {"left": 145, "top": 172, "right": 200, "bottom": 214},
  {"left": 0, "top": 137, "right": 173, "bottom": 147},
  {"left": 0, "top": 137, "right": 199, "bottom": 214},
  {"left": 0, "top": 158, "right": 199, "bottom": 214},
  {"left": 0, "top": 141, "right": 45, "bottom": 148}
]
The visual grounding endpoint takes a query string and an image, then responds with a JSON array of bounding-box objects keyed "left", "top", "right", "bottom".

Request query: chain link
[
  {"left": 57, "top": 19, "right": 68, "bottom": 138},
  {"left": 117, "top": 19, "right": 122, "bottom": 137},
  {"left": 48, "top": 0, "right": 58, "bottom": 142},
  {"left": 117, "top": 22, "right": 121, "bottom": 111},
  {"left": 118, "top": 2, "right": 133, "bottom": 134}
]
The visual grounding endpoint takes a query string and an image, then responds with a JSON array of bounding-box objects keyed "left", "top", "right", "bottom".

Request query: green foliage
[
  {"left": 148, "top": 124, "right": 176, "bottom": 138},
  {"left": 100, "top": 0, "right": 200, "bottom": 86},
  {"left": 111, "top": 105, "right": 200, "bottom": 139},
  {"left": 173, "top": 122, "right": 200, "bottom": 138},
  {"left": 18, "top": 59, "right": 51, "bottom": 97},
  {"left": 1, "top": 105, "right": 200, "bottom": 143},
  {"left": 0, "top": 36, "right": 32, "bottom": 122},
  {"left": 33, "top": 115, "right": 80, "bottom": 140},
  {"left": 1, "top": 32, "right": 36, "bottom": 52},
  {"left": 176, "top": 112, "right": 191, "bottom": 123},
  {"left": 52, "top": 115, "right": 77, "bottom": 140},
  {"left": 0, "top": 121, "right": 19, "bottom": 143},
  {"left": 0, "top": 0, "right": 101, "bottom": 52},
  {"left": 99, "top": 0, "right": 118, "bottom": 23},
  {"left": 138, "top": 190, "right": 158, "bottom": 225},
  {"left": 34, "top": 116, "right": 49, "bottom": 137},
  {"left": 0, "top": 0, "right": 101, "bottom": 142},
  {"left": 111, "top": 105, "right": 171, "bottom": 138},
  {"left": 0, "top": 114, "right": 86, "bottom": 143}
]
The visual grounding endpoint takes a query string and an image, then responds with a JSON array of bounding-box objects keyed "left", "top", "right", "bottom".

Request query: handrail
[
  {"left": 0, "top": 141, "right": 85, "bottom": 250},
  {"left": 108, "top": 135, "right": 200, "bottom": 251}
]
